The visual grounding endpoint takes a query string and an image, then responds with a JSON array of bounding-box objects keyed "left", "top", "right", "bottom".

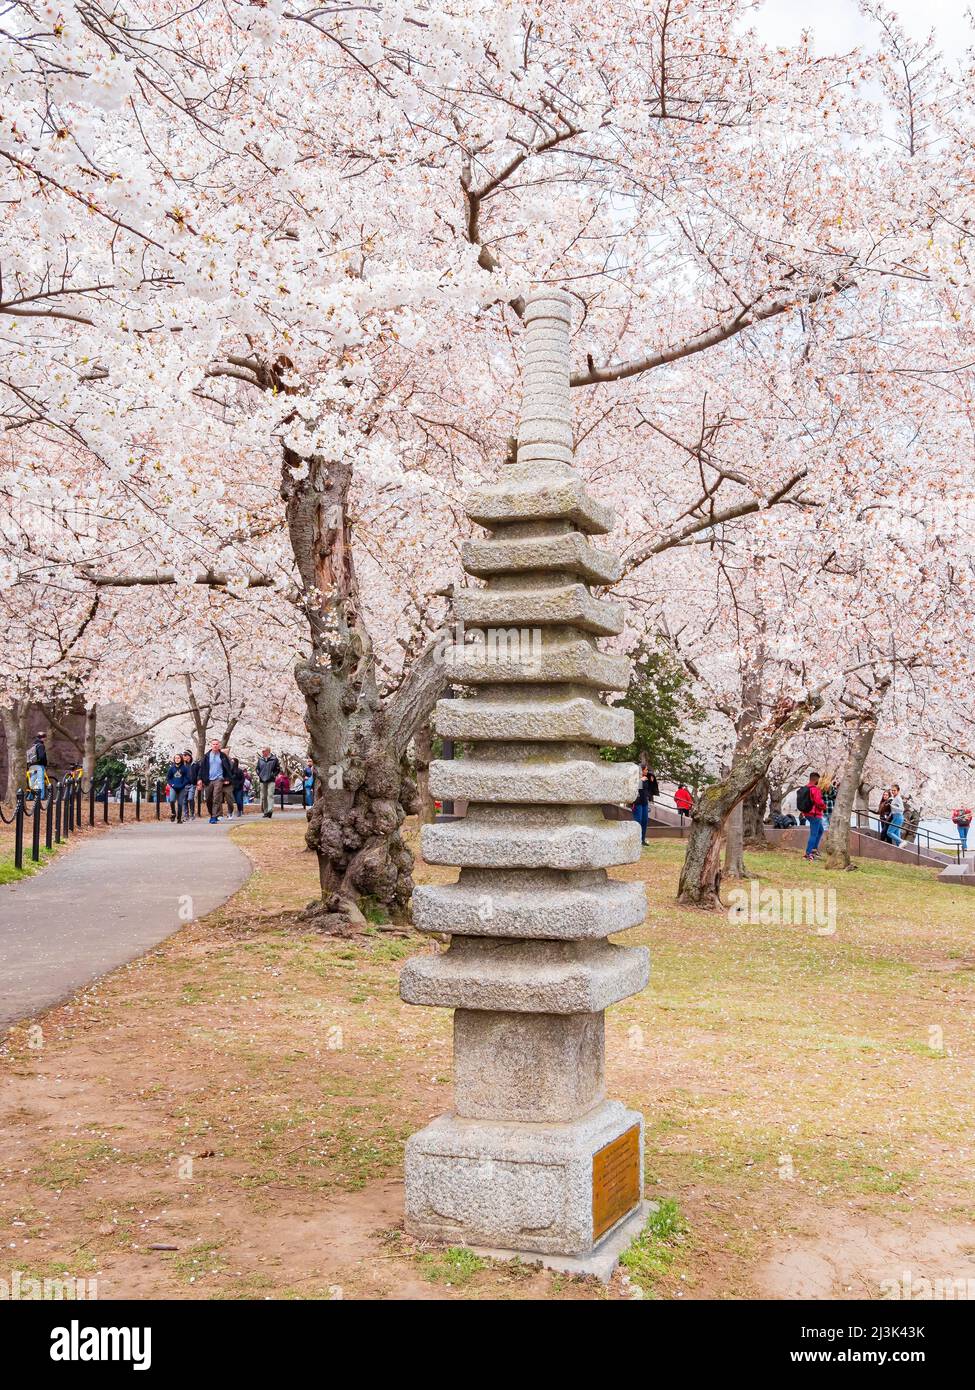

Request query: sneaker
[{"left": 209, "top": 816, "right": 218, "bottom": 824}]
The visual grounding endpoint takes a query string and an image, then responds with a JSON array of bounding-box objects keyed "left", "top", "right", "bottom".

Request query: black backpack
[{"left": 796, "top": 786, "right": 813, "bottom": 815}]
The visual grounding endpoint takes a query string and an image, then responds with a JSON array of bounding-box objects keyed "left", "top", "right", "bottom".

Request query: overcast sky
[{"left": 753, "top": 0, "right": 971, "bottom": 54}]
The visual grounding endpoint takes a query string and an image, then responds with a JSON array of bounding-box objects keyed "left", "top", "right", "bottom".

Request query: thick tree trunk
[
  {"left": 743, "top": 776, "right": 769, "bottom": 845},
  {"left": 414, "top": 718, "right": 437, "bottom": 825},
  {"left": 2, "top": 700, "right": 29, "bottom": 804},
  {"left": 83, "top": 705, "right": 98, "bottom": 780},
  {"left": 823, "top": 679, "right": 890, "bottom": 871},
  {"left": 768, "top": 780, "right": 784, "bottom": 819},
  {"left": 677, "top": 690, "right": 823, "bottom": 909},
  {"left": 724, "top": 800, "right": 746, "bottom": 878},
  {"left": 184, "top": 674, "right": 210, "bottom": 760},
  {"left": 282, "top": 445, "right": 446, "bottom": 929}
]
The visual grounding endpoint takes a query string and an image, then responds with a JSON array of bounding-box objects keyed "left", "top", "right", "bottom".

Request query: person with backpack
[
  {"left": 256, "top": 747, "right": 281, "bottom": 818},
  {"left": 674, "top": 783, "right": 693, "bottom": 819},
  {"left": 27, "top": 730, "right": 48, "bottom": 799},
  {"left": 952, "top": 805, "right": 972, "bottom": 853},
  {"left": 797, "top": 773, "right": 826, "bottom": 861},
  {"left": 645, "top": 765, "right": 660, "bottom": 807}
]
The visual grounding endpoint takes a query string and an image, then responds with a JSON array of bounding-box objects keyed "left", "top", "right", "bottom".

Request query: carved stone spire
[{"left": 401, "top": 290, "right": 649, "bottom": 1275}]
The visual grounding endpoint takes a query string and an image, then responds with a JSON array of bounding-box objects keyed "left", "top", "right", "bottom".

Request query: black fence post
[
  {"left": 88, "top": 778, "right": 95, "bottom": 827},
  {"left": 65, "top": 779, "right": 73, "bottom": 838},
  {"left": 45, "top": 787, "right": 54, "bottom": 850},
  {"left": 102, "top": 781, "right": 109, "bottom": 823},
  {"left": 279, "top": 787, "right": 285, "bottom": 811},
  {"left": 76, "top": 780, "right": 82, "bottom": 826},
  {"left": 135, "top": 780, "right": 141, "bottom": 821},
  {"left": 155, "top": 781, "right": 162, "bottom": 819},
  {"left": 54, "top": 782, "right": 62, "bottom": 843},
  {"left": 31, "top": 793, "right": 42, "bottom": 862},
  {"left": 119, "top": 780, "right": 125, "bottom": 823},
  {"left": 14, "top": 792, "right": 24, "bottom": 871}
]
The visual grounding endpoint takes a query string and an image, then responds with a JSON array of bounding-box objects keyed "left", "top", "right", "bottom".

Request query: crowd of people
[{"left": 162, "top": 743, "right": 316, "bottom": 824}]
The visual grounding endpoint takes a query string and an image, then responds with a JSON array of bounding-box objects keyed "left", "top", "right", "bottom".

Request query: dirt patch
[
  {"left": 758, "top": 1212, "right": 975, "bottom": 1299},
  {"left": 3, "top": 826, "right": 975, "bottom": 1300}
]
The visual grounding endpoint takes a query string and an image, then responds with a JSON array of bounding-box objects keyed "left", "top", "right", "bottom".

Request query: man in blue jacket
[{"left": 197, "top": 739, "right": 233, "bottom": 823}]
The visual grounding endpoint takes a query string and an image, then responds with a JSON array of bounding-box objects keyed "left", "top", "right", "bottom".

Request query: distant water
[
  {"left": 848, "top": 813, "right": 963, "bottom": 850},
  {"left": 919, "top": 817, "right": 963, "bottom": 843}
]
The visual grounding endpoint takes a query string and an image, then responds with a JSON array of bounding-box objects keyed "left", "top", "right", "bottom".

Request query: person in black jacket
[
  {"left": 646, "top": 765, "right": 660, "bottom": 807},
  {"left": 182, "top": 751, "right": 199, "bottom": 819},
  {"left": 631, "top": 750, "right": 651, "bottom": 846},
  {"left": 197, "top": 740, "right": 233, "bottom": 823},
  {"left": 255, "top": 748, "right": 281, "bottom": 818},
  {"left": 229, "top": 757, "right": 245, "bottom": 817},
  {"left": 27, "top": 731, "right": 48, "bottom": 798}
]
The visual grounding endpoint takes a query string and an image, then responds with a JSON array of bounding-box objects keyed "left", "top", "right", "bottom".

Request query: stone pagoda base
[{"left": 404, "top": 1099, "right": 644, "bottom": 1262}]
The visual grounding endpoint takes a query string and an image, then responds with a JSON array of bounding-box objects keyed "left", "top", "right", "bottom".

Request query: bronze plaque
[{"left": 592, "top": 1124, "right": 640, "bottom": 1240}]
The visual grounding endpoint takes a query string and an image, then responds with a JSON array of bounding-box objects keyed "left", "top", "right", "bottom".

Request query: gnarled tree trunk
[
  {"left": 283, "top": 445, "right": 447, "bottom": 929},
  {"left": 677, "top": 690, "right": 823, "bottom": 909}
]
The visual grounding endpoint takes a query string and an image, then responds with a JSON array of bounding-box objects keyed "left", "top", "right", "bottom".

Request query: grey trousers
[{"left": 259, "top": 780, "right": 275, "bottom": 813}]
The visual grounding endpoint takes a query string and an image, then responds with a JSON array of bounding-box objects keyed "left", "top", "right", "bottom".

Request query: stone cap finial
[{"left": 517, "top": 289, "right": 573, "bottom": 467}]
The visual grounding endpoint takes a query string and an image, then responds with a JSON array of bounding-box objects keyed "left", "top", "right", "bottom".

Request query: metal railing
[
  {"left": 850, "top": 808, "right": 965, "bottom": 865},
  {"left": 1, "top": 774, "right": 179, "bottom": 872}
]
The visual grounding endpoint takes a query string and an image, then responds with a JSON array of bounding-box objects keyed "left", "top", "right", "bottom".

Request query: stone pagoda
[{"left": 401, "top": 289, "right": 649, "bottom": 1276}]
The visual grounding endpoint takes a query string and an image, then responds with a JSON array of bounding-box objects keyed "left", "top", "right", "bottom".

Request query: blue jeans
[
  {"left": 958, "top": 825, "right": 969, "bottom": 851},
  {"left": 806, "top": 816, "right": 825, "bottom": 856},
  {"left": 888, "top": 813, "right": 904, "bottom": 847},
  {"left": 632, "top": 799, "right": 649, "bottom": 843}
]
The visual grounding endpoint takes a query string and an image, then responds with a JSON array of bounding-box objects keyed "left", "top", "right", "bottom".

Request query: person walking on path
[
  {"left": 302, "top": 762, "right": 315, "bottom": 808},
  {"left": 166, "top": 752, "right": 189, "bottom": 823},
  {"left": 198, "top": 740, "right": 233, "bottom": 823},
  {"left": 229, "top": 757, "right": 246, "bottom": 817},
  {"left": 256, "top": 748, "right": 281, "bottom": 818},
  {"left": 952, "top": 805, "right": 972, "bottom": 854},
  {"left": 27, "top": 730, "right": 48, "bottom": 799},
  {"left": 182, "top": 751, "right": 198, "bottom": 819},
  {"left": 631, "top": 750, "right": 651, "bottom": 846},
  {"left": 887, "top": 784, "right": 906, "bottom": 848},
  {"left": 797, "top": 772, "right": 826, "bottom": 861}
]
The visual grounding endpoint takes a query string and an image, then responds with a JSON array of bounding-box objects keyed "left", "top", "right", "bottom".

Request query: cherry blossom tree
[{"left": 3, "top": 0, "right": 975, "bottom": 919}]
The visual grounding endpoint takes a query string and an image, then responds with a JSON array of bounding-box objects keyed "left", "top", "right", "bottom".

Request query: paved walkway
[{"left": 0, "top": 816, "right": 254, "bottom": 1030}]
